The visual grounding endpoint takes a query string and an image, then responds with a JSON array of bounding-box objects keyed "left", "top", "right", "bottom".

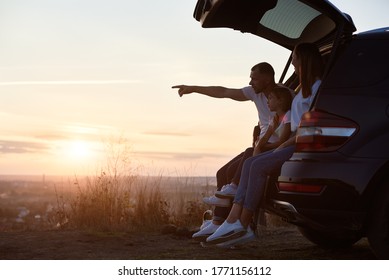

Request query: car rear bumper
[
  {"left": 267, "top": 199, "right": 365, "bottom": 233},
  {"left": 264, "top": 153, "right": 386, "bottom": 232}
]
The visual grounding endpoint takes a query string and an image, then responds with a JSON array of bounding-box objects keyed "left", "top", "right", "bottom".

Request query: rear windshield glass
[{"left": 260, "top": 0, "right": 335, "bottom": 41}]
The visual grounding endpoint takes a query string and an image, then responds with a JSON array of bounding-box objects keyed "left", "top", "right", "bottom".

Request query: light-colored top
[
  {"left": 272, "top": 110, "right": 291, "bottom": 142},
  {"left": 290, "top": 80, "right": 321, "bottom": 132},
  {"left": 241, "top": 86, "right": 277, "bottom": 142}
]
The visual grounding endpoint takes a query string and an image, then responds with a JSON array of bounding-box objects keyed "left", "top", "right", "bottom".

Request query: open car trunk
[{"left": 193, "top": 0, "right": 356, "bottom": 50}]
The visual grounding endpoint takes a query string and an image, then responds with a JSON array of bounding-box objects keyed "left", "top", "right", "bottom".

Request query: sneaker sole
[
  {"left": 214, "top": 193, "right": 236, "bottom": 199},
  {"left": 206, "top": 229, "right": 246, "bottom": 244}
]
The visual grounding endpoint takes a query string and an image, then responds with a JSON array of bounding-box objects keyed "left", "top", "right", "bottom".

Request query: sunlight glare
[{"left": 68, "top": 140, "right": 90, "bottom": 159}]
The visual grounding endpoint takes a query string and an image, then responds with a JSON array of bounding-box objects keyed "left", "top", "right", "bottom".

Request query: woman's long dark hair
[{"left": 294, "top": 43, "right": 324, "bottom": 98}]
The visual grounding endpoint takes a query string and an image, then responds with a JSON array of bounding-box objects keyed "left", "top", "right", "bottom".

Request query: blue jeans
[
  {"left": 233, "top": 145, "right": 295, "bottom": 212},
  {"left": 214, "top": 147, "right": 254, "bottom": 222}
]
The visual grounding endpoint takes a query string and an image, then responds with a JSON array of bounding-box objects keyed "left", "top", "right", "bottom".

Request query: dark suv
[{"left": 193, "top": 0, "right": 389, "bottom": 258}]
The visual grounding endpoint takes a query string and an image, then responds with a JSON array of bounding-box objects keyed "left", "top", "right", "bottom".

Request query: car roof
[{"left": 194, "top": 0, "right": 356, "bottom": 50}]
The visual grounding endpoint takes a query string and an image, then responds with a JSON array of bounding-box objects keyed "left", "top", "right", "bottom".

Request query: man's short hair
[{"left": 251, "top": 62, "right": 275, "bottom": 77}]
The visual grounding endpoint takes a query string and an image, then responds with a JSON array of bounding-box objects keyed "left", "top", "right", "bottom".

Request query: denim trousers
[
  {"left": 214, "top": 147, "right": 254, "bottom": 222},
  {"left": 233, "top": 145, "right": 295, "bottom": 212}
]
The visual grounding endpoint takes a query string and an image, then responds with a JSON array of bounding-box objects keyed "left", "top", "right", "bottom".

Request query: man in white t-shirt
[
  {"left": 172, "top": 62, "right": 276, "bottom": 141},
  {"left": 172, "top": 62, "right": 277, "bottom": 241}
]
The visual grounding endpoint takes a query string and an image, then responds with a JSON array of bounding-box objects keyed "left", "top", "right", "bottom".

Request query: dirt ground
[{"left": 0, "top": 225, "right": 375, "bottom": 260}]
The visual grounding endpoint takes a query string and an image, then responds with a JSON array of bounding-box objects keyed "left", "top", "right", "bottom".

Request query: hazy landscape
[
  {"left": 0, "top": 173, "right": 375, "bottom": 260},
  {"left": 0, "top": 174, "right": 215, "bottom": 232}
]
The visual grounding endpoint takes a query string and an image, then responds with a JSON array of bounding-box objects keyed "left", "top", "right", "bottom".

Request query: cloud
[
  {"left": 0, "top": 140, "right": 49, "bottom": 154},
  {"left": 0, "top": 80, "right": 143, "bottom": 86},
  {"left": 142, "top": 131, "right": 191, "bottom": 137},
  {"left": 33, "top": 133, "right": 69, "bottom": 141},
  {"left": 32, "top": 123, "right": 116, "bottom": 142},
  {"left": 134, "top": 151, "right": 227, "bottom": 161}
]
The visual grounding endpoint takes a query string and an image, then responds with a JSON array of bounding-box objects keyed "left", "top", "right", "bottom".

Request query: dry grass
[
  {"left": 0, "top": 174, "right": 288, "bottom": 233},
  {"left": 0, "top": 138, "right": 215, "bottom": 232},
  {"left": 0, "top": 174, "right": 214, "bottom": 232},
  {"left": 66, "top": 172, "right": 214, "bottom": 231},
  {"left": 1, "top": 138, "right": 286, "bottom": 233},
  {"left": 61, "top": 137, "right": 209, "bottom": 231}
]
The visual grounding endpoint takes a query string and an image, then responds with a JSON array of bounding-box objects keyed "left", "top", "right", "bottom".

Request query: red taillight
[
  {"left": 277, "top": 182, "right": 324, "bottom": 193},
  {"left": 296, "top": 111, "right": 358, "bottom": 152}
]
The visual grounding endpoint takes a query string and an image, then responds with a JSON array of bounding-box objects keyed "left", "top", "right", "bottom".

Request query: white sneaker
[
  {"left": 199, "top": 219, "right": 212, "bottom": 231},
  {"left": 215, "top": 183, "right": 237, "bottom": 198},
  {"left": 216, "top": 226, "right": 255, "bottom": 248},
  {"left": 203, "top": 195, "right": 231, "bottom": 207},
  {"left": 206, "top": 220, "right": 246, "bottom": 244},
  {"left": 192, "top": 222, "right": 220, "bottom": 242}
]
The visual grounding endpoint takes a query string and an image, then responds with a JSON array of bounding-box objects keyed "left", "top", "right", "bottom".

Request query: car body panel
[{"left": 279, "top": 155, "right": 386, "bottom": 195}]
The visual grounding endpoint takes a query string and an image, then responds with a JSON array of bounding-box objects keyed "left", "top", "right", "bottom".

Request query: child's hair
[{"left": 270, "top": 86, "right": 294, "bottom": 112}]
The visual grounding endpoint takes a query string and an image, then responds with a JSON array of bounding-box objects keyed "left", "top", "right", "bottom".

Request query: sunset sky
[{"left": 1, "top": 0, "right": 388, "bottom": 176}]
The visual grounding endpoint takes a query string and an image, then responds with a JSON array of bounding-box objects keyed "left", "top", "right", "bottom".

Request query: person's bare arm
[
  {"left": 274, "top": 133, "right": 296, "bottom": 152},
  {"left": 172, "top": 85, "right": 248, "bottom": 101},
  {"left": 253, "top": 121, "right": 275, "bottom": 155},
  {"left": 261, "top": 123, "right": 291, "bottom": 151}
]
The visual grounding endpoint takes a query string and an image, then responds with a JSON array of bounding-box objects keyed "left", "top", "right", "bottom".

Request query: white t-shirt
[
  {"left": 290, "top": 80, "right": 321, "bottom": 132},
  {"left": 272, "top": 110, "right": 291, "bottom": 142},
  {"left": 241, "top": 86, "right": 277, "bottom": 142}
]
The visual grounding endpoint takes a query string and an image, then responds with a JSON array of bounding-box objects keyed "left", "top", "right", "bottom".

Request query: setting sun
[
  {"left": 57, "top": 139, "right": 101, "bottom": 166},
  {"left": 68, "top": 140, "right": 90, "bottom": 159}
]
